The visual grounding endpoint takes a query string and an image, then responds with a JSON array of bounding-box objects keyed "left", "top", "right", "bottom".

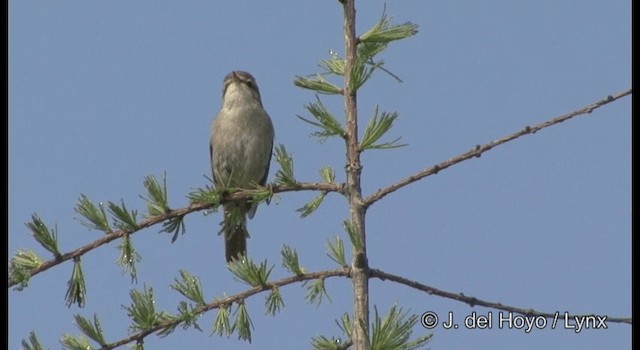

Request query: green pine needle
[
  {"left": 320, "top": 166, "right": 336, "bottom": 183},
  {"left": 142, "top": 174, "right": 170, "bottom": 217},
  {"left": 326, "top": 237, "right": 347, "bottom": 267},
  {"left": 9, "top": 250, "right": 45, "bottom": 291},
  {"left": 305, "top": 278, "right": 332, "bottom": 307},
  {"left": 21, "top": 331, "right": 44, "bottom": 350},
  {"left": 343, "top": 220, "right": 362, "bottom": 251},
  {"left": 297, "top": 96, "right": 346, "bottom": 140},
  {"left": 361, "top": 107, "right": 406, "bottom": 150},
  {"left": 319, "top": 56, "right": 345, "bottom": 76},
  {"left": 297, "top": 192, "right": 327, "bottom": 218},
  {"left": 65, "top": 258, "right": 86, "bottom": 308},
  {"left": 294, "top": 74, "right": 343, "bottom": 95},
  {"left": 274, "top": 144, "right": 296, "bottom": 185},
  {"left": 123, "top": 285, "right": 172, "bottom": 332},
  {"left": 187, "top": 184, "right": 220, "bottom": 207},
  {"left": 26, "top": 214, "right": 61, "bottom": 257},
  {"left": 281, "top": 245, "right": 304, "bottom": 275},
  {"left": 359, "top": 8, "right": 419, "bottom": 44},
  {"left": 108, "top": 200, "right": 138, "bottom": 232},
  {"left": 311, "top": 335, "right": 349, "bottom": 350},
  {"left": 74, "top": 313, "right": 107, "bottom": 346},
  {"left": 211, "top": 306, "right": 233, "bottom": 337},
  {"left": 59, "top": 333, "right": 92, "bottom": 350},
  {"left": 74, "top": 195, "right": 111, "bottom": 232},
  {"left": 370, "top": 305, "right": 432, "bottom": 350},
  {"left": 265, "top": 288, "right": 285, "bottom": 316},
  {"left": 227, "top": 258, "right": 273, "bottom": 287},
  {"left": 117, "top": 234, "right": 141, "bottom": 283},
  {"left": 170, "top": 270, "right": 206, "bottom": 305},
  {"left": 233, "top": 303, "right": 254, "bottom": 343},
  {"left": 161, "top": 216, "right": 186, "bottom": 243},
  {"left": 337, "top": 312, "right": 353, "bottom": 338}
]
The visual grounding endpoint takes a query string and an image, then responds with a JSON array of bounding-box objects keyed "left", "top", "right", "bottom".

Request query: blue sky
[{"left": 9, "top": 1, "right": 631, "bottom": 349}]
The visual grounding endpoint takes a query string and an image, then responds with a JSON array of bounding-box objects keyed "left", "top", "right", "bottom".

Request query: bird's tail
[{"left": 222, "top": 204, "right": 248, "bottom": 262}]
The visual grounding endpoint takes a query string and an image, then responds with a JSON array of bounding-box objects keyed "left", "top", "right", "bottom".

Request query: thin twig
[
  {"left": 371, "top": 268, "right": 631, "bottom": 324},
  {"left": 364, "top": 89, "right": 632, "bottom": 207}
]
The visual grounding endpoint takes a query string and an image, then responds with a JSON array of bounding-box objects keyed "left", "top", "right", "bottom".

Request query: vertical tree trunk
[{"left": 342, "top": 1, "right": 370, "bottom": 349}]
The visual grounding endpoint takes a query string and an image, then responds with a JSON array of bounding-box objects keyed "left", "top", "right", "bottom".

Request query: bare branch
[
  {"left": 364, "top": 89, "right": 632, "bottom": 207},
  {"left": 370, "top": 268, "right": 631, "bottom": 324}
]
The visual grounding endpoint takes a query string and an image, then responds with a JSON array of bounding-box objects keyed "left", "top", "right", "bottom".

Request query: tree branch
[
  {"left": 364, "top": 88, "right": 632, "bottom": 207},
  {"left": 370, "top": 268, "right": 631, "bottom": 324},
  {"left": 8, "top": 181, "right": 344, "bottom": 289},
  {"left": 99, "top": 268, "right": 349, "bottom": 350}
]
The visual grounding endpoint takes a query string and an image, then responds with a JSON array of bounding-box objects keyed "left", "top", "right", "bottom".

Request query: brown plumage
[{"left": 210, "top": 71, "right": 274, "bottom": 262}]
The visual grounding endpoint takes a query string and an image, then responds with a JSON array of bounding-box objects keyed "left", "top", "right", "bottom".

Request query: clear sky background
[{"left": 9, "top": 1, "right": 631, "bottom": 349}]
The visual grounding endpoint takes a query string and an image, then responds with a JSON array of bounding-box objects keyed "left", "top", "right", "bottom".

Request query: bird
[{"left": 210, "top": 71, "right": 275, "bottom": 262}]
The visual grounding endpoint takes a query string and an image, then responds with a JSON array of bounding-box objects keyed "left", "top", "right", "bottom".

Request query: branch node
[
  {"left": 474, "top": 145, "right": 482, "bottom": 158},
  {"left": 467, "top": 297, "right": 478, "bottom": 307},
  {"left": 354, "top": 252, "right": 368, "bottom": 269}
]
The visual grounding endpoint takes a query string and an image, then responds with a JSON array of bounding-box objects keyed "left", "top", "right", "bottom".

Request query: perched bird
[{"left": 210, "top": 71, "right": 275, "bottom": 262}]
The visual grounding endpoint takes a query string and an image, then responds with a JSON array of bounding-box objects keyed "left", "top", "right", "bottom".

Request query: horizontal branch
[
  {"left": 364, "top": 88, "right": 632, "bottom": 206},
  {"left": 99, "top": 268, "right": 349, "bottom": 350},
  {"left": 91, "top": 264, "right": 633, "bottom": 350},
  {"left": 274, "top": 181, "right": 345, "bottom": 194},
  {"left": 371, "top": 268, "right": 632, "bottom": 324},
  {"left": 8, "top": 181, "right": 344, "bottom": 289}
]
